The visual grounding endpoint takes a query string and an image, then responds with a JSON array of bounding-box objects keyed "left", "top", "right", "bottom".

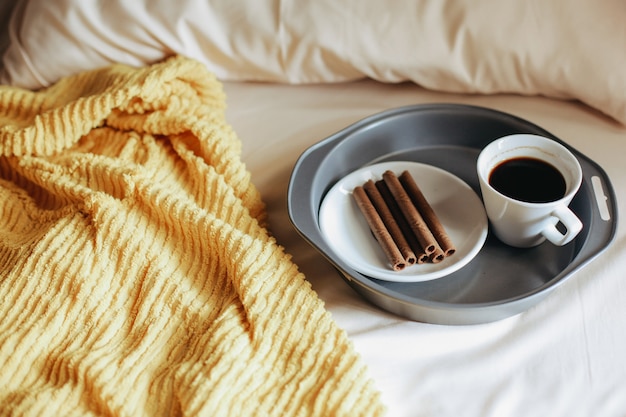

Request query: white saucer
[{"left": 318, "top": 161, "right": 488, "bottom": 282}]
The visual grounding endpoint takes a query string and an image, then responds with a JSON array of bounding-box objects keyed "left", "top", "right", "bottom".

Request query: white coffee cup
[{"left": 476, "top": 134, "right": 583, "bottom": 248}]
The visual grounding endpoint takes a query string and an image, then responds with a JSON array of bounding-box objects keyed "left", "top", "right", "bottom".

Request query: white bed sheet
[{"left": 224, "top": 79, "right": 626, "bottom": 417}]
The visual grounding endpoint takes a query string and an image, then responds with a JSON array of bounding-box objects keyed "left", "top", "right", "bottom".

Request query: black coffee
[{"left": 489, "top": 157, "right": 566, "bottom": 203}]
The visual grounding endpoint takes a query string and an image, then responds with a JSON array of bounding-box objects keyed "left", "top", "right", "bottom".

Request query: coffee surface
[{"left": 489, "top": 157, "right": 566, "bottom": 203}]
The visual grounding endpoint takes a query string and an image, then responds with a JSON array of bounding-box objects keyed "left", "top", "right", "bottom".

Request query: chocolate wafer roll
[
  {"left": 429, "top": 248, "right": 446, "bottom": 264},
  {"left": 382, "top": 170, "right": 439, "bottom": 255},
  {"left": 399, "top": 170, "right": 456, "bottom": 257},
  {"left": 352, "top": 185, "right": 407, "bottom": 271},
  {"left": 375, "top": 180, "right": 430, "bottom": 264},
  {"left": 363, "top": 180, "right": 417, "bottom": 265}
]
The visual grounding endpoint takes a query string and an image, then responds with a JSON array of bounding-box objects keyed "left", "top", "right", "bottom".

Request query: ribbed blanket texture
[{"left": 0, "top": 56, "right": 385, "bottom": 417}]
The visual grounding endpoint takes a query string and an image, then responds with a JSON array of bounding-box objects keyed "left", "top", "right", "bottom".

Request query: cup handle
[{"left": 542, "top": 206, "right": 583, "bottom": 246}]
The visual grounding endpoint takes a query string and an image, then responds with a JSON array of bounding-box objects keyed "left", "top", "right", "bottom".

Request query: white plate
[{"left": 318, "top": 161, "right": 488, "bottom": 282}]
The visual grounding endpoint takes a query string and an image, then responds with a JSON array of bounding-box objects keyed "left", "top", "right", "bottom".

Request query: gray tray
[{"left": 287, "top": 104, "right": 618, "bottom": 325}]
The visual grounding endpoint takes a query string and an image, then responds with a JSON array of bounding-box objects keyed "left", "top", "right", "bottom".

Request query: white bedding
[
  {"left": 223, "top": 80, "right": 626, "bottom": 417},
  {"left": 2, "top": 1, "right": 626, "bottom": 416}
]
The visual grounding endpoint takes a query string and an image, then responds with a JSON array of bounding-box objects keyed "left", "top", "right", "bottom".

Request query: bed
[{"left": 1, "top": 1, "right": 625, "bottom": 417}]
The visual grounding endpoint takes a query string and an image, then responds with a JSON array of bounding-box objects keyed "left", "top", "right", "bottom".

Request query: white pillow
[{"left": 2, "top": 0, "right": 625, "bottom": 125}]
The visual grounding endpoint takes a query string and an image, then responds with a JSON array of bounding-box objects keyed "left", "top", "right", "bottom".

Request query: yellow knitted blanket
[{"left": 0, "top": 56, "right": 385, "bottom": 417}]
